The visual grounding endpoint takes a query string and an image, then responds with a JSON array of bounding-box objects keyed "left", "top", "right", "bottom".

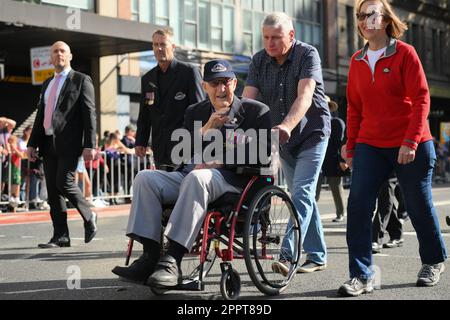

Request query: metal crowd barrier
[
  {"left": 1, "top": 153, "right": 41, "bottom": 210},
  {"left": 1, "top": 151, "right": 290, "bottom": 213},
  {"left": 1, "top": 154, "right": 15, "bottom": 207},
  {"left": 83, "top": 151, "right": 155, "bottom": 205}
]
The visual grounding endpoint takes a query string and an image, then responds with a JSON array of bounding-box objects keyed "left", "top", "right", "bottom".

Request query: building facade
[
  {"left": 335, "top": 0, "right": 450, "bottom": 141},
  {"left": 116, "top": 0, "right": 327, "bottom": 133},
  {"left": 1, "top": 0, "right": 449, "bottom": 140}
]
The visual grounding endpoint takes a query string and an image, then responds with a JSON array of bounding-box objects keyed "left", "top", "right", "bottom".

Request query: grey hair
[{"left": 262, "top": 12, "right": 294, "bottom": 31}]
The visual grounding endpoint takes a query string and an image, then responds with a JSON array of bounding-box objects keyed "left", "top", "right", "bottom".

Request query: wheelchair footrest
[
  {"left": 178, "top": 279, "right": 204, "bottom": 291},
  {"left": 150, "top": 279, "right": 204, "bottom": 292}
]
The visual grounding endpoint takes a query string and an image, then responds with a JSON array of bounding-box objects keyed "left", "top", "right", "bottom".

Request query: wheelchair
[{"left": 124, "top": 167, "right": 301, "bottom": 300}]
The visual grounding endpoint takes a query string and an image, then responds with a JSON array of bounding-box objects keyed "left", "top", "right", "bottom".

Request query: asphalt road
[{"left": 0, "top": 186, "right": 449, "bottom": 302}]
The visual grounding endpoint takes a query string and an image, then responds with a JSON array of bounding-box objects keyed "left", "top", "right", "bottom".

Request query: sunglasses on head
[
  {"left": 356, "top": 11, "right": 383, "bottom": 21},
  {"left": 208, "top": 78, "right": 233, "bottom": 88}
]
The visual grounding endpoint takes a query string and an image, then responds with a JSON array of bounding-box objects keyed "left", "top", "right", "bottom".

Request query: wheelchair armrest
[
  {"left": 234, "top": 166, "right": 271, "bottom": 176},
  {"left": 159, "top": 164, "right": 176, "bottom": 172}
]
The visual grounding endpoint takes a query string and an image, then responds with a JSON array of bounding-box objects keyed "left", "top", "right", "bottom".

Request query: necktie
[{"left": 44, "top": 75, "right": 62, "bottom": 131}]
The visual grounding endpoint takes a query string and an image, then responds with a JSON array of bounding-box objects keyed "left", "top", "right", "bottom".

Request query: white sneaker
[
  {"left": 9, "top": 197, "right": 18, "bottom": 208},
  {"left": 416, "top": 263, "right": 445, "bottom": 287},
  {"left": 40, "top": 201, "right": 50, "bottom": 210},
  {"left": 92, "top": 199, "right": 107, "bottom": 208}
]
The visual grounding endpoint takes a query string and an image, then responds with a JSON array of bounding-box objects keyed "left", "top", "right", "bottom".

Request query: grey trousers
[{"left": 126, "top": 169, "right": 241, "bottom": 250}]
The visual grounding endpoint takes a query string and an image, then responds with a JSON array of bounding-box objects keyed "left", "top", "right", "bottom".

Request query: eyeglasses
[
  {"left": 208, "top": 79, "right": 233, "bottom": 88},
  {"left": 356, "top": 11, "right": 383, "bottom": 21},
  {"left": 152, "top": 42, "right": 169, "bottom": 48}
]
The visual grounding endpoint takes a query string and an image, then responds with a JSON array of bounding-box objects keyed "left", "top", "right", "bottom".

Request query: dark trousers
[
  {"left": 372, "top": 176, "right": 403, "bottom": 243},
  {"left": 42, "top": 136, "right": 92, "bottom": 238},
  {"left": 316, "top": 174, "right": 346, "bottom": 217},
  {"left": 347, "top": 141, "right": 447, "bottom": 279}
]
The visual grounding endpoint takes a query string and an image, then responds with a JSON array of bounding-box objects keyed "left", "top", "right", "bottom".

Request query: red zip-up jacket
[{"left": 346, "top": 39, "right": 432, "bottom": 158}]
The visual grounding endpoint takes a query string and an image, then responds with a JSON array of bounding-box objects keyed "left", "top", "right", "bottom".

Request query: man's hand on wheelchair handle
[{"left": 272, "top": 125, "right": 291, "bottom": 145}]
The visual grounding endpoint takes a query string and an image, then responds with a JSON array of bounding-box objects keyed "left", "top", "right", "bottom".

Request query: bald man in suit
[{"left": 28, "top": 41, "right": 98, "bottom": 248}]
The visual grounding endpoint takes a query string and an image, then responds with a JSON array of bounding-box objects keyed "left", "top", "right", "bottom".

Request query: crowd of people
[
  {"left": 1, "top": 0, "right": 449, "bottom": 298},
  {"left": 0, "top": 117, "right": 149, "bottom": 212}
]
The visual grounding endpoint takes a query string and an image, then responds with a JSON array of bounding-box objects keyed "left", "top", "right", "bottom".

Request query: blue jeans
[
  {"left": 280, "top": 138, "right": 328, "bottom": 264},
  {"left": 347, "top": 141, "right": 447, "bottom": 279}
]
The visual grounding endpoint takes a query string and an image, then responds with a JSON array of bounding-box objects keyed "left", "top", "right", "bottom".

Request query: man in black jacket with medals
[{"left": 135, "top": 28, "right": 205, "bottom": 169}]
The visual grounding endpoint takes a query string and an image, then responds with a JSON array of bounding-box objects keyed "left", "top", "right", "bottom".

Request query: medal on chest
[{"left": 145, "top": 92, "right": 155, "bottom": 106}]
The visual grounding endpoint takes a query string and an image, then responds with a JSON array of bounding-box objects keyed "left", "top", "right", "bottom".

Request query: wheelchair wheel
[
  {"left": 243, "top": 185, "right": 301, "bottom": 296},
  {"left": 220, "top": 268, "right": 241, "bottom": 300}
]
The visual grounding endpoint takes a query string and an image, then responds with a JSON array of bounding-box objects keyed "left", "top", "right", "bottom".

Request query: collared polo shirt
[{"left": 246, "top": 40, "right": 330, "bottom": 154}]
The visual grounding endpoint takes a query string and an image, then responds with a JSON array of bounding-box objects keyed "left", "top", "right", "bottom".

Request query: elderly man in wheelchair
[{"left": 112, "top": 59, "right": 301, "bottom": 299}]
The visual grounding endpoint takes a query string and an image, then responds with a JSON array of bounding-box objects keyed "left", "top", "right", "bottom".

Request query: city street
[{"left": 1, "top": 185, "right": 449, "bottom": 302}]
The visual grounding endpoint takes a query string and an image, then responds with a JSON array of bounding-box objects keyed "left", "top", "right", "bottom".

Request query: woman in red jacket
[{"left": 338, "top": 0, "right": 447, "bottom": 297}]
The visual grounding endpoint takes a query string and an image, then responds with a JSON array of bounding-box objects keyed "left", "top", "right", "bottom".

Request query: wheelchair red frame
[{"left": 123, "top": 172, "right": 301, "bottom": 300}]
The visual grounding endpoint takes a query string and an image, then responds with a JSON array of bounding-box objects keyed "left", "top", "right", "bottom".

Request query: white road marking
[
  {"left": 322, "top": 229, "right": 450, "bottom": 238},
  {"left": 1, "top": 285, "right": 132, "bottom": 295},
  {"left": 323, "top": 228, "right": 346, "bottom": 233},
  {"left": 433, "top": 187, "right": 450, "bottom": 192},
  {"left": 435, "top": 200, "right": 450, "bottom": 207},
  {"left": 403, "top": 231, "right": 450, "bottom": 238},
  {"left": 54, "top": 253, "right": 100, "bottom": 257}
]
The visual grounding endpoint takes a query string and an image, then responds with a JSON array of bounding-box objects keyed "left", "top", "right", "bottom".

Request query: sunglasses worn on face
[
  {"left": 356, "top": 11, "right": 383, "bottom": 21},
  {"left": 208, "top": 79, "right": 233, "bottom": 88}
]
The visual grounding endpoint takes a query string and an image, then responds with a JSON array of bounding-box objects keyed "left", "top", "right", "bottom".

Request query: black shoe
[
  {"left": 399, "top": 211, "right": 409, "bottom": 222},
  {"left": 84, "top": 212, "right": 98, "bottom": 243},
  {"left": 112, "top": 253, "right": 157, "bottom": 284},
  {"left": 147, "top": 255, "right": 182, "bottom": 288},
  {"left": 38, "top": 236, "right": 71, "bottom": 248},
  {"left": 446, "top": 216, "right": 450, "bottom": 227}
]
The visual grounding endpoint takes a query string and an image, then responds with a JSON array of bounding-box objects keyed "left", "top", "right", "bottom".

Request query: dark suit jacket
[
  {"left": 322, "top": 116, "right": 347, "bottom": 177},
  {"left": 136, "top": 59, "right": 204, "bottom": 165},
  {"left": 28, "top": 70, "right": 96, "bottom": 157},
  {"left": 180, "top": 96, "right": 272, "bottom": 188}
]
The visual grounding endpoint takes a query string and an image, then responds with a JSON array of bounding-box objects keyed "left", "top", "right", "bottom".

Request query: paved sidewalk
[{"left": 0, "top": 204, "right": 131, "bottom": 225}]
